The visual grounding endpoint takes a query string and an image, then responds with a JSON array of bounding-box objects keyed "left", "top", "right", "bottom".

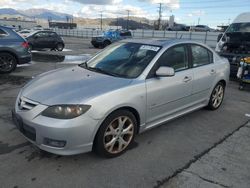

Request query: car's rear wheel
[
  {"left": 207, "top": 82, "right": 225, "bottom": 110},
  {"left": 102, "top": 40, "right": 111, "bottom": 48},
  {"left": 56, "top": 43, "right": 64, "bottom": 51},
  {"left": 93, "top": 44, "right": 99, "bottom": 48},
  {"left": 94, "top": 110, "right": 137, "bottom": 158},
  {"left": 0, "top": 52, "right": 17, "bottom": 74}
]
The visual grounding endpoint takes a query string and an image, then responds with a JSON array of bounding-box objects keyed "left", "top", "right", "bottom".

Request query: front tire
[
  {"left": 94, "top": 110, "right": 137, "bottom": 158},
  {"left": 56, "top": 43, "right": 64, "bottom": 51},
  {"left": 207, "top": 82, "right": 225, "bottom": 110},
  {"left": 0, "top": 52, "right": 17, "bottom": 74}
]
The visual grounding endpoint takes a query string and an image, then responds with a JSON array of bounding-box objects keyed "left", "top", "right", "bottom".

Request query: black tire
[
  {"left": 207, "top": 82, "right": 225, "bottom": 110},
  {"left": 93, "top": 44, "right": 99, "bottom": 48},
  {"left": 0, "top": 52, "right": 17, "bottom": 74},
  {"left": 102, "top": 40, "right": 111, "bottom": 48},
  {"left": 94, "top": 110, "right": 137, "bottom": 158},
  {"left": 56, "top": 43, "right": 64, "bottom": 51}
]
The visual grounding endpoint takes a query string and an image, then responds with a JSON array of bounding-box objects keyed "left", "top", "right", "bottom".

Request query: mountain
[
  {"left": 0, "top": 8, "right": 155, "bottom": 29},
  {"left": 0, "top": 8, "right": 22, "bottom": 15},
  {"left": 19, "top": 9, "right": 73, "bottom": 21},
  {"left": 0, "top": 8, "right": 73, "bottom": 21}
]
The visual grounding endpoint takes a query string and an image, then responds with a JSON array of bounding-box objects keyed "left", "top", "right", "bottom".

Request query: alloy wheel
[
  {"left": 0, "top": 53, "right": 15, "bottom": 73},
  {"left": 103, "top": 116, "right": 134, "bottom": 154},
  {"left": 211, "top": 84, "right": 224, "bottom": 108}
]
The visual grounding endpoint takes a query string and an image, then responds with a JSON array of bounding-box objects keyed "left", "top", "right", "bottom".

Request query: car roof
[{"left": 122, "top": 38, "right": 202, "bottom": 47}]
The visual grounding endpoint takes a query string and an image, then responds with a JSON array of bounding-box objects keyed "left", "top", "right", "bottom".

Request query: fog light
[{"left": 44, "top": 138, "right": 66, "bottom": 148}]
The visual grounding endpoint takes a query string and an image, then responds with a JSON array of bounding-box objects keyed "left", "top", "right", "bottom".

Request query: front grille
[
  {"left": 18, "top": 97, "right": 39, "bottom": 111},
  {"left": 22, "top": 123, "right": 36, "bottom": 141}
]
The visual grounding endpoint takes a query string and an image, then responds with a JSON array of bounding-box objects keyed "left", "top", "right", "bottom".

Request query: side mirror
[
  {"left": 156, "top": 66, "right": 175, "bottom": 77},
  {"left": 217, "top": 33, "right": 223, "bottom": 42}
]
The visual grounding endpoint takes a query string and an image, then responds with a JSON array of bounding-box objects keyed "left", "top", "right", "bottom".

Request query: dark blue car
[
  {"left": 0, "top": 26, "right": 31, "bottom": 73},
  {"left": 91, "top": 30, "right": 132, "bottom": 48}
]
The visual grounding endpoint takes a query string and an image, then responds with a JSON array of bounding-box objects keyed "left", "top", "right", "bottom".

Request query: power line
[{"left": 100, "top": 11, "right": 103, "bottom": 30}]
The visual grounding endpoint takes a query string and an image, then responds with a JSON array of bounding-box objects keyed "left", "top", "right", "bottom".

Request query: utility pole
[
  {"left": 117, "top": 16, "right": 119, "bottom": 29},
  {"left": 198, "top": 17, "right": 200, "bottom": 25},
  {"left": 100, "top": 11, "right": 103, "bottom": 31},
  {"left": 157, "top": 3, "right": 162, "bottom": 30},
  {"left": 126, "top": 10, "right": 130, "bottom": 30}
]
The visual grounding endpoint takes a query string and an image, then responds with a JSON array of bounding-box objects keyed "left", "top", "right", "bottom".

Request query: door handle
[
  {"left": 210, "top": 69, "right": 216, "bottom": 74},
  {"left": 183, "top": 76, "right": 192, "bottom": 83}
]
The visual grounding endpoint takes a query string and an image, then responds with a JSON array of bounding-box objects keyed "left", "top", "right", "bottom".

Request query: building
[{"left": 0, "top": 18, "right": 37, "bottom": 30}]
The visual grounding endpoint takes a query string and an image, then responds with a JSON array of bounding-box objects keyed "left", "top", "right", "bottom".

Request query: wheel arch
[{"left": 0, "top": 50, "right": 18, "bottom": 63}]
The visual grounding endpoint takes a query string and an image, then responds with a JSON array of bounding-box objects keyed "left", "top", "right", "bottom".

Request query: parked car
[
  {"left": 26, "top": 31, "right": 64, "bottom": 51},
  {"left": 216, "top": 12, "right": 250, "bottom": 77},
  {"left": 190, "top": 25, "right": 214, "bottom": 32},
  {"left": 12, "top": 39, "right": 229, "bottom": 157},
  {"left": 0, "top": 26, "right": 31, "bottom": 73},
  {"left": 167, "top": 24, "right": 189, "bottom": 31},
  {"left": 18, "top": 30, "right": 34, "bottom": 38},
  {"left": 91, "top": 30, "right": 132, "bottom": 48}
]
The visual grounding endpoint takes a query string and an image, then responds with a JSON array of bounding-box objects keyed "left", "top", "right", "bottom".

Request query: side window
[
  {"left": 156, "top": 45, "right": 188, "bottom": 72},
  {"left": 0, "top": 29, "right": 8, "bottom": 37},
  {"left": 49, "top": 32, "right": 57, "bottom": 37},
  {"left": 191, "top": 45, "right": 213, "bottom": 67}
]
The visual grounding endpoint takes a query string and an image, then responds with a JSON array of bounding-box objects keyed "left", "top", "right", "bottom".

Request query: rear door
[
  {"left": 145, "top": 44, "right": 193, "bottom": 125},
  {"left": 189, "top": 44, "right": 216, "bottom": 101}
]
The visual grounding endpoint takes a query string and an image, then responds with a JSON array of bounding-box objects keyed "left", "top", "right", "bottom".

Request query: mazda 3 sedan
[{"left": 12, "top": 39, "right": 230, "bottom": 157}]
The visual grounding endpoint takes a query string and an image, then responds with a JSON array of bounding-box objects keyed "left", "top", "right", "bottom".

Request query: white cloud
[
  {"left": 74, "top": 4, "right": 149, "bottom": 19},
  {"left": 139, "top": 0, "right": 180, "bottom": 9},
  {"left": 188, "top": 10, "right": 205, "bottom": 17},
  {"left": 0, "top": 0, "right": 36, "bottom": 8},
  {"left": 70, "top": 0, "right": 122, "bottom": 5}
]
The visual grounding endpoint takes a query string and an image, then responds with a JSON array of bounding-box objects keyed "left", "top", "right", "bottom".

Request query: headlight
[{"left": 41, "top": 105, "right": 91, "bottom": 119}]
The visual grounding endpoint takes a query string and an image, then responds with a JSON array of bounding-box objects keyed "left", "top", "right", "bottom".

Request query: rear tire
[
  {"left": 56, "top": 43, "right": 64, "bottom": 51},
  {"left": 207, "top": 82, "right": 225, "bottom": 110},
  {"left": 94, "top": 110, "right": 137, "bottom": 158},
  {"left": 0, "top": 52, "right": 17, "bottom": 74},
  {"left": 102, "top": 40, "right": 111, "bottom": 48}
]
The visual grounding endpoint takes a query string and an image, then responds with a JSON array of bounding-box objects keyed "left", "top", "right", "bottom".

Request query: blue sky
[{"left": 1, "top": 0, "right": 250, "bottom": 28}]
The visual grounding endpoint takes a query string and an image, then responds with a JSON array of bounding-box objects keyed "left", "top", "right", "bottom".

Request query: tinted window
[
  {"left": 35, "top": 32, "right": 49, "bottom": 37},
  {"left": 48, "top": 32, "right": 57, "bottom": 37},
  {"left": 156, "top": 45, "right": 188, "bottom": 71},
  {"left": 0, "top": 29, "right": 8, "bottom": 37},
  {"left": 191, "top": 45, "right": 213, "bottom": 67},
  {"left": 120, "top": 32, "right": 132, "bottom": 37}
]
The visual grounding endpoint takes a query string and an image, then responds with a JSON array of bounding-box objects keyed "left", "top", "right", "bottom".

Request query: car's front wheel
[
  {"left": 207, "top": 82, "right": 225, "bottom": 110},
  {"left": 56, "top": 43, "right": 64, "bottom": 51},
  {"left": 0, "top": 52, "right": 17, "bottom": 74},
  {"left": 94, "top": 110, "right": 137, "bottom": 158}
]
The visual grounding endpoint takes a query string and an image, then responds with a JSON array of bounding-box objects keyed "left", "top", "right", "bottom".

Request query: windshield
[
  {"left": 82, "top": 42, "right": 161, "bottom": 78},
  {"left": 226, "top": 23, "right": 250, "bottom": 33}
]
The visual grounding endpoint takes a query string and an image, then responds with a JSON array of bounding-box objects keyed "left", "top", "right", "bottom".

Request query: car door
[
  {"left": 33, "top": 32, "right": 47, "bottom": 48},
  {"left": 47, "top": 32, "right": 57, "bottom": 48},
  {"left": 189, "top": 44, "right": 216, "bottom": 102},
  {"left": 145, "top": 44, "right": 193, "bottom": 126}
]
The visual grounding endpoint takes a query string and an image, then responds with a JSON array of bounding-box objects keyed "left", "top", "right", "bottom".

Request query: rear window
[{"left": 0, "top": 28, "right": 8, "bottom": 37}]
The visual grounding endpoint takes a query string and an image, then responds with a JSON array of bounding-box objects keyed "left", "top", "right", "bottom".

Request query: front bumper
[{"left": 12, "top": 99, "right": 101, "bottom": 155}]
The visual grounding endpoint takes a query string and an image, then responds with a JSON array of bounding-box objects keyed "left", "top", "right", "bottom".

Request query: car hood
[{"left": 21, "top": 66, "right": 132, "bottom": 105}]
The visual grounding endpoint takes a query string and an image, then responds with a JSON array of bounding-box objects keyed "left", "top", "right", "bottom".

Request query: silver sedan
[{"left": 12, "top": 39, "right": 230, "bottom": 157}]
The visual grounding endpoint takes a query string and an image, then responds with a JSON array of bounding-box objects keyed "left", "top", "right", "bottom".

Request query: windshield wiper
[{"left": 88, "top": 67, "right": 121, "bottom": 77}]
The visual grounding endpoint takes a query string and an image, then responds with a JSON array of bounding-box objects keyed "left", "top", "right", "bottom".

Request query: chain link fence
[{"left": 53, "top": 28, "right": 220, "bottom": 48}]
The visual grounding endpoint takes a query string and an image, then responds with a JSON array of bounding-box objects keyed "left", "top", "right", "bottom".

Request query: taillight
[{"left": 21, "top": 42, "right": 29, "bottom": 48}]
